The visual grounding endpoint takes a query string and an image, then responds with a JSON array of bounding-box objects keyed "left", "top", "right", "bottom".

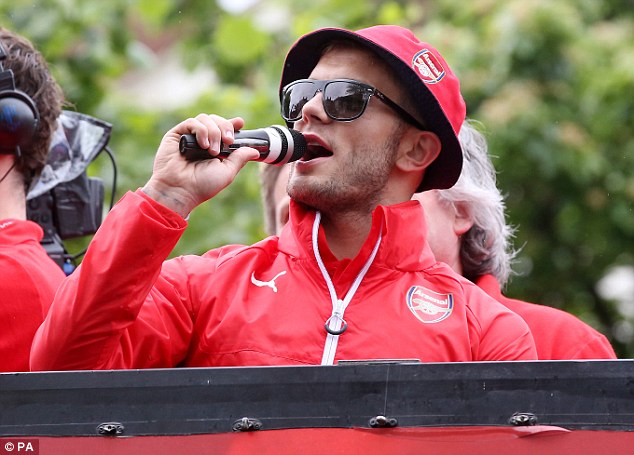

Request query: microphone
[{"left": 179, "top": 125, "right": 307, "bottom": 165}]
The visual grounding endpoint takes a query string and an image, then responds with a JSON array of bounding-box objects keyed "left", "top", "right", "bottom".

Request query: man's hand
[{"left": 142, "top": 114, "right": 260, "bottom": 218}]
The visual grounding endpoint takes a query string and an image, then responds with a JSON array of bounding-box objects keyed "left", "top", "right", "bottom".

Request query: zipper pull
[{"left": 325, "top": 299, "right": 348, "bottom": 336}]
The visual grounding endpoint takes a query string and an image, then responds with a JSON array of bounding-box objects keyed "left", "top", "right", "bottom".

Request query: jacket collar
[
  {"left": 475, "top": 274, "right": 504, "bottom": 300},
  {"left": 0, "top": 219, "right": 43, "bottom": 245},
  {"left": 278, "top": 199, "right": 437, "bottom": 272}
]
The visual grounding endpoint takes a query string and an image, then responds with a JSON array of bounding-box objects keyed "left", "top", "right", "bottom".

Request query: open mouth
[{"left": 301, "top": 144, "right": 333, "bottom": 162}]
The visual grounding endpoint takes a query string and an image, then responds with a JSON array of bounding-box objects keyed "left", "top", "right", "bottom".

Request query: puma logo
[{"left": 250, "top": 271, "right": 287, "bottom": 293}]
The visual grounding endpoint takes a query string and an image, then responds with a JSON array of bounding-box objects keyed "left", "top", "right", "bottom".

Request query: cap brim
[{"left": 280, "top": 28, "right": 462, "bottom": 192}]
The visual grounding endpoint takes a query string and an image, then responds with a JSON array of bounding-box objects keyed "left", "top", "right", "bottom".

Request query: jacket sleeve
[
  {"left": 466, "top": 283, "right": 538, "bottom": 361},
  {"left": 30, "top": 190, "right": 193, "bottom": 371}
]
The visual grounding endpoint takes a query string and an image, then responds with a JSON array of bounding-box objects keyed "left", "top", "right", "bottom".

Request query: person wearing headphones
[
  {"left": 0, "top": 27, "right": 66, "bottom": 371},
  {"left": 31, "top": 25, "right": 537, "bottom": 371}
]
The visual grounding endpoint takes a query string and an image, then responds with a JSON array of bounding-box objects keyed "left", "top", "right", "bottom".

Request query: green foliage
[
  {"left": 3, "top": 0, "right": 633, "bottom": 356},
  {"left": 413, "top": 0, "right": 634, "bottom": 357}
]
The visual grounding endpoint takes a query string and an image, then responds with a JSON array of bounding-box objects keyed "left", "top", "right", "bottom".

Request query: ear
[
  {"left": 395, "top": 129, "right": 442, "bottom": 173},
  {"left": 453, "top": 201, "right": 474, "bottom": 236}
]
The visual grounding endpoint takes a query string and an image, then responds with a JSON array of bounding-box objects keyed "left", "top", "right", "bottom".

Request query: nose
[{"left": 297, "top": 91, "right": 331, "bottom": 127}]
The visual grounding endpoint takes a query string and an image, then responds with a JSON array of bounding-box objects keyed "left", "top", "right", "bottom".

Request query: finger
[
  {"left": 191, "top": 114, "right": 224, "bottom": 153},
  {"left": 221, "top": 145, "right": 261, "bottom": 169},
  {"left": 199, "top": 115, "right": 245, "bottom": 153},
  {"left": 163, "top": 116, "right": 211, "bottom": 155}
]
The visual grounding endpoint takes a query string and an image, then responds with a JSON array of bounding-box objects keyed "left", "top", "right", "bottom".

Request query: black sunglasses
[{"left": 281, "top": 78, "right": 426, "bottom": 130}]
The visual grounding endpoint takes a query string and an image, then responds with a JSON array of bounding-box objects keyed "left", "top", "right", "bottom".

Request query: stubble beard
[{"left": 287, "top": 127, "right": 401, "bottom": 215}]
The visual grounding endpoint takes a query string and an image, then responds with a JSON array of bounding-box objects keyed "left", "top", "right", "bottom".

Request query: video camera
[{"left": 26, "top": 111, "right": 116, "bottom": 275}]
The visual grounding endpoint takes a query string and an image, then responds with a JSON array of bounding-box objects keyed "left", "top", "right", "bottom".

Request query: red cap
[{"left": 280, "top": 25, "right": 465, "bottom": 191}]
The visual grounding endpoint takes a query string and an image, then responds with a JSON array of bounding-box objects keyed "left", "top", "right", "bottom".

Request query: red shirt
[
  {"left": 31, "top": 191, "right": 536, "bottom": 371},
  {"left": 0, "top": 219, "right": 66, "bottom": 371},
  {"left": 476, "top": 274, "right": 616, "bottom": 359}
]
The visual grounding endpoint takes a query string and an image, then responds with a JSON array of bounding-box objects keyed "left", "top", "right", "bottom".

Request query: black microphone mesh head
[{"left": 287, "top": 128, "right": 307, "bottom": 162}]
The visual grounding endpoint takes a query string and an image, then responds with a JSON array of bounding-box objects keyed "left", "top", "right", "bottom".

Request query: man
[
  {"left": 413, "top": 122, "right": 616, "bottom": 359},
  {"left": 261, "top": 122, "right": 616, "bottom": 360},
  {"left": 0, "top": 28, "right": 66, "bottom": 371},
  {"left": 263, "top": 123, "right": 617, "bottom": 360},
  {"left": 31, "top": 25, "right": 536, "bottom": 371}
]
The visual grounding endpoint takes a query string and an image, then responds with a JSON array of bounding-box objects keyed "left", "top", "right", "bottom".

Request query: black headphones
[{"left": 0, "top": 40, "right": 39, "bottom": 156}]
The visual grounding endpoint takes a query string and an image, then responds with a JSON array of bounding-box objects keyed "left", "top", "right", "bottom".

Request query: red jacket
[
  {"left": 476, "top": 274, "right": 616, "bottom": 359},
  {"left": 0, "top": 219, "right": 65, "bottom": 372},
  {"left": 31, "top": 191, "right": 536, "bottom": 370}
]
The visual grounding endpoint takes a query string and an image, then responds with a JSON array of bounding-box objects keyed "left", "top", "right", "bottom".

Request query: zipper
[{"left": 311, "top": 212, "right": 382, "bottom": 365}]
